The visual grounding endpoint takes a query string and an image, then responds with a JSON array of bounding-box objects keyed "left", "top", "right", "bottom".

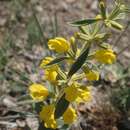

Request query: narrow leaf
[
  {"left": 34, "top": 102, "right": 43, "bottom": 114},
  {"left": 55, "top": 94, "right": 69, "bottom": 119},
  {"left": 46, "top": 56, "right": 69, "bottom": 66},
  {"left": 110, "top": 20, "right": 123, "bottom": 30},
  {"left": 95, "top": 33, "right": 110, "bottom": 41},
  {"left": 69, "top": 19, "right": 99, "bottom": 27},
  {"left": 108, "top": 5, "right": 121, "bottom": 20},
  {"left": 68, "top": 46, "right": 90, "bottom": 78},
  {"left": 99, "top": 43, "right": 111, "bottom": 49}
]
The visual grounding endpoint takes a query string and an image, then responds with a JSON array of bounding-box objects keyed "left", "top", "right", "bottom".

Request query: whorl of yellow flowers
[{"left": 28, "top": 37, "right": 116, "bottom": 129}]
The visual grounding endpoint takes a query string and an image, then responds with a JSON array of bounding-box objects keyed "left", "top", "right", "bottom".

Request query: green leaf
[
  {"left": 110, "top": 20, "right": 123, "bottom": 30},
  {"left": 46, "top": 56, "right": 69, "bottom": 66},
  {"left": 76, "top": 32, "right": 91, "bottom": 41},
  {"left": 34, "top": 102, "right": 43, "bottom": 114},
  {"left": 55, "top": 94, "right": 69, "bottom": 119},
  {"left": 57, "top": 68, "right": 67, "bottom": 80},
  {"left": 114, "top": 13, "right": 126, "bottom": 20},
  {"left": 46, "top": 81, "right": 55, "bottom": 93},
  {"left": 99, "top": 42, "right": 112, "bottom": 49},
  {"left": 105, "top": 20, "right": 123, "bottom": 30},
  {"left": 79, "top": 26, "right": 90, "bottom": 35},
  {"left": 68, "top": 46, "right": 90, "bottom": 78},
  {"left": 92, "top": 23, "right": 101, "bottom": 36},
  {"left": 95, "top": 33, "right": 110, "bottom": 41},
  {"left": 124, "top": 7, "right": 130, "bottom": 13},
  {"left": 108, "top": 5, "right": 121, "bottom": 20},
  {"left": 120, "top": 4, "right": 130, "bottom": 13},
  {"left": 69, "top": 19, "right": 99, "bottom": 26}
]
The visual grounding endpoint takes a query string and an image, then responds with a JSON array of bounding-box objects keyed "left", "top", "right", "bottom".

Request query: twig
[
  {"left": 0, "top": 115, "right": 21, "bottom": 120},
  {"left": 0, "top": 121, "right": 17, "bottom": 127}
]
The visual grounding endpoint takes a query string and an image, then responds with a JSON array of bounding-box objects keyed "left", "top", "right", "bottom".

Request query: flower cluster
[
  {"left": 27, "top": 0, "right": 130, "bottom": 129},
  {"left": 28, "top": 36, "right": 116, "bottom": 129}
]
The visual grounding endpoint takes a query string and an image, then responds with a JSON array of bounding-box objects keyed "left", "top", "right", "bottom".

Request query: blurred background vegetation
[{"left": 0, "top": 0, "right": 130, "bottom": 130}]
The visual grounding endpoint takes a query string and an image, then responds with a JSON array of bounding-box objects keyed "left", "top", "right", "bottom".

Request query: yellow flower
[
  {"left": 48, "top": 37, "right": 70, "bottom": 53},
  {"left": 85, "top": 70, "right": 99, "bottom": 81},
  {"left": 94, "top": 49, "right": 116, "bottom": 64},
  {"left": 40, "top": 104, "right": 57, "bottom": 129},
  {"left": 64, "top": 83, "right": 80, "bottom": 102},
  {"left": 40, "top": 57, "right": 58, "bottom": 71},
  {"left": 76, "top": 87, "right": 91, "bottom": 103},
  {"left": 64, "top": 83, "right": 91, "bottom": 102},
  {"left": 29, "top": 84, "right": 49, "bottom": 101},
  {"left": 40, "top": 57, "right": 53, "bottom": 67},
  {"left": 44, "top": 118, "right": 57, "bottom": 129},
  {"left": 40, "top": 57, "right": 59, "bottom": 82},
  {"left": 63, "top": 106, "right": 77, "bottom": 124},
  {"left": 40, "top": 105, "right": 55, "bottom": 121},
  {"left": 44, "top": 69, "right": 58, "bottom": 82}
]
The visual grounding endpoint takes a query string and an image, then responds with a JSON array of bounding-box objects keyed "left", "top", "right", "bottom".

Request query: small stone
[
  {"left": 16, "top": 119, "right": 26, "bottom": 127},
  {"left": 0, "top": 18, "right": 7, "bottom": 26},
  {"left": 65, "top": 0, "right": 75, "bottom": 3},
  {"left": 91, "top": 1, "right": 98, "bottom": 11}
]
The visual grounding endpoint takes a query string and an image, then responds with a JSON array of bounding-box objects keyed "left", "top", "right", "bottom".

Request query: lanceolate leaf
[
  {"left": 46, "top": 56, "right": 70, "bottom": 66},
  {"left": 68, "top": 46, "right": 90, "bottom": 78},
  {"left": 54, "top": 94, "right": 69, "bottom": 119},
  {"left": 69, "top": 19, "right": 99, "bottom": 26},
  {"left": 99, "top": 42, "right": 111, "bottom": 49},
  {"left": 110, "top": 20, "right": 123, "bottom": 30},
  {"left": 34, "top": 102, "right": 43, "bottom": 114}
]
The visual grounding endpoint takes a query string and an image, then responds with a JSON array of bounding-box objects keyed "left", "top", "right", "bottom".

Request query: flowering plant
[{"left": 28, "top": 0, "right": 130, "bottom": 129}]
